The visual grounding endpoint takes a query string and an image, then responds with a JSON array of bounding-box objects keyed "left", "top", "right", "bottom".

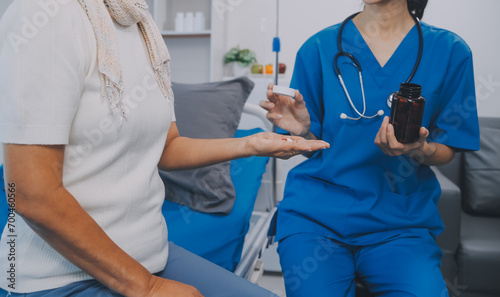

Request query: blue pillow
[{"left": 162, "top": 128, "right": 269, "bottom": 271}]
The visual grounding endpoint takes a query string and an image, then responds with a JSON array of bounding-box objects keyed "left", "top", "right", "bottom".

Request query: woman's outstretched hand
[
  {"left": 260, "top": 83, "right": 312, "bottom": 137},
  {"left": 246, "top": 132, "right": 329, "bottom": 159}
]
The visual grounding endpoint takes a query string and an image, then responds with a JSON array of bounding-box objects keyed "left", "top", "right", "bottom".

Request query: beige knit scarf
[{"left": 78, "top": 0, "right": 173, "bottom": 117}]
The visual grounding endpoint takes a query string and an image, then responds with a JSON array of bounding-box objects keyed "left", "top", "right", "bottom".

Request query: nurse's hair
[{"left": 407, "top": 0, "right": 428, "bottom": 19}]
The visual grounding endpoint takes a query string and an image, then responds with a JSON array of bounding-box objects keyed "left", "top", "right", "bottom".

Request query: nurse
[{"left": 261, "top": 0, "right": 479, "bottom": 296}]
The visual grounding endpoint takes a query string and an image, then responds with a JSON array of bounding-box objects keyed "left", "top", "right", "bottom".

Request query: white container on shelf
[
  {"left": 150, "top": 0, "right": 214, "bottom": 83},
  {"left": 175, "top": 12, "right": 185, "bottom": 32},
  {"left": 184, "top": 12, "right": 194, "bottom": 32},
  {"left": 194, "top": 12, "right": 206, "bottom": 31}
]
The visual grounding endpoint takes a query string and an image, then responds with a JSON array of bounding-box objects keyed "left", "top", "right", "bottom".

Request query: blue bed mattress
[{"left": 0, "top": 166, "right": 6, "bottom": 230}]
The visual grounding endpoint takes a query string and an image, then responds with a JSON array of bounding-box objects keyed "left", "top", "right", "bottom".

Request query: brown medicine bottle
[{"left": 389, "top": 83, "right": 425, "bottom": 143}]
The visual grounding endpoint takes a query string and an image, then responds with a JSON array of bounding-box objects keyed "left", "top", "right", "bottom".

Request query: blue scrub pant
[
  {"left": 278, "top": 231, "right": 449, "bottom": 297},
  {"left": 0, "top": 243, "right": 277, "bottom": 297}
]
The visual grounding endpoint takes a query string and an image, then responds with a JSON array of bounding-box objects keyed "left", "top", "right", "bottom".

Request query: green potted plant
[{"left": 224, "top": 46, "right": 257, "bottom": 77}]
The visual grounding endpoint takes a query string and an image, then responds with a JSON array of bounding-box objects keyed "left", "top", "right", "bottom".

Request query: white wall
[
  {"left": 0, "top": 0, "right": 13, "bottom": 17},
  {"left": 0, "top": 0, "right": 13, "bottom": 165},
  {"left": 425, "top": 0, "right": 500, "bottom": 117},
  {"left": 1, "top": 0, "right": 498, "bottom": 118},
  {"left": 216, "top": 0, "right": 500, "bottom": 117}
]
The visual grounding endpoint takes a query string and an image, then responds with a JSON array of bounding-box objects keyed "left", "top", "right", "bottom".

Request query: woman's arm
[
  {"left": 158, "top": 122, "right": 329, "bottom": 171},
  {"left": 4, "top": 144, "right": 202, "bottom": 297},
  {"left": 417, "top": 142, "right": 455, "bottom": 166}
]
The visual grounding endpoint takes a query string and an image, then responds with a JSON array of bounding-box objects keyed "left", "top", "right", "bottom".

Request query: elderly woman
[{"left": 0, "top": 0, "right": 329, "bottom": 296}]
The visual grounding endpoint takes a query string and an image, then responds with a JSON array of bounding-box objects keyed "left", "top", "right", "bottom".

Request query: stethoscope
[{"left": 335, "top": 12, "right": 424, "bottom": 120}]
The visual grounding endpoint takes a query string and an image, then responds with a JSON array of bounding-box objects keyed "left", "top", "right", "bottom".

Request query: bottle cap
[
  {"left": 399, "top": 83, "right": 422, "bottom": 99},
  {"left": 273, "top": 85, "right": 296, "bottom": 97}
]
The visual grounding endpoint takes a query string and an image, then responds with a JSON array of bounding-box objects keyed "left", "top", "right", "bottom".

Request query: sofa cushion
[
  {"left": 437, "top": 152, "right": 463, "bottom": 187},
  {"left": 159, "top": 77, "right": 254, "bottom": 215},
  {"left": 458, "top": 212, "right": 500, "bottom": 294},
  {"left": 463, "top": 127, "right": 500, "bottom": 216}
]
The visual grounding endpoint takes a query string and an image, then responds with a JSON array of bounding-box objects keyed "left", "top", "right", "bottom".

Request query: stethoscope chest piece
[{"left": 387, "top": 92, "right": 397, "bottom": 109}]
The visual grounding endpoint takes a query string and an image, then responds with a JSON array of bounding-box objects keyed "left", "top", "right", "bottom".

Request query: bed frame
[{"left": 234, "top": 103, "right": 277, "bottom": 282}]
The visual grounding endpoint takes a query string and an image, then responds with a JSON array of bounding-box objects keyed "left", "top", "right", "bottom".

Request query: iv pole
[{"left": 271, "top": 0, "right": 280, "bottom": 207}]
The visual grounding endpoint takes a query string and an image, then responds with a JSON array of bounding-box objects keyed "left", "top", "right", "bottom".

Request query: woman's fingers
[
  {"left": 400, "top": 127, "right": 429, "bottom": 156},
  {"left": 294, "top": 140, "right": 330, "bottom": 152},
  {"left": 386, "top": 123, "right": 405, "bottom": 152},
  {"left": 418, "top": 127, "right": 429, "bottom": 145},
  {"left": 266, "top": 83, "right": 280, "bottom": 103},
  {"left": 145, "top": 277, "right": 204, "bottom": 297},
  {"left": 375, "top": 116, "right": 407, "bottom": 156},
  {"left": 375, "top": 135, "right": 392, "bottom": 156},
  {"left": 379, "top": 116, "right": 389, "bottom": 145},
  {"left": 261, "top": 133, "right": 329, "bottom": 156},
  {"left": 293, "top": 90, "right": 305, "bottom": 107},
  {"left": 266, "top": 112, "right": 283, "bottom": 122},
  {"left": 280, "top": 135, "right": 330, "bottom": 153},
  {"left": 375, "top": 117, "right": 393, "bottom": 156},
  {"left": 376, "top": 120, "right": 430, "bottom": 157},
  {"left": 291, "top": 140, "right": 330, "bottom": 151},
  {"left": 259, "top": 100, "right": 275, "bottom": 112},
  {"left": 266, "top": 89, "right": 275, "bottom": 102},
  {"left": 261, "top": 88, "right": 311, "bottom": 137}
]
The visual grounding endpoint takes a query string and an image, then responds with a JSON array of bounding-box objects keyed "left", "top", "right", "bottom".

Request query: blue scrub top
[{"left": 276, "top": 20, "right": 480, "bottom": 245}]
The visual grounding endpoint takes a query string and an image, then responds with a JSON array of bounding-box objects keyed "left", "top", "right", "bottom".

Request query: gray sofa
[{"left": 436, "top": 117, "right": 500, "bottom": 297}]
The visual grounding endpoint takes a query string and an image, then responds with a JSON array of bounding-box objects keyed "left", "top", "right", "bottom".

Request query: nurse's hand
[
  {"left": 246, "top": 132, "right": 329, "bottom": 159},
  {"left": 375, "top": 116, "right": 436, "bottom": 158},
  {"left": 260, "top": 83, "right": 312, "bottom": 137}
]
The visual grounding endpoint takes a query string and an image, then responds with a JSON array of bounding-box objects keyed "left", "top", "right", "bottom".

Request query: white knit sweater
[{"left": 0, "top": 0, "right": 174, "bottom": 292}]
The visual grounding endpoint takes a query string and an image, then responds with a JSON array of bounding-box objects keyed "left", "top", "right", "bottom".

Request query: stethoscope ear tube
[
  {"left": 334, "top": 52, "right": 362, "bottom": 76},
  {"left": 406, "top": 15, "right": 424, "bottom": 84}
]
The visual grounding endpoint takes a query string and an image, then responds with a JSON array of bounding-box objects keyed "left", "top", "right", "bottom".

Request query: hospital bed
[
  {"left": 234, "top": 103, "right": 276, "bottom": 281},
  {"left": 161, "top": 102, "right": 277, "bottom": 282}
]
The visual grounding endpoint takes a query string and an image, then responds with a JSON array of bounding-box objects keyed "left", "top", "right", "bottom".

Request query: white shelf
[
  {"left": 223, "top": 74, "right": 288, "bottom": 81},
  {"left": 247, "top": 74, "right": 287, "bottom": 79},
  {"left": 161, "top": 30, "right": 212, "bottom": 38},
  {"left": 149, "top": 0, "right": 214, "bottom": 83}
]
